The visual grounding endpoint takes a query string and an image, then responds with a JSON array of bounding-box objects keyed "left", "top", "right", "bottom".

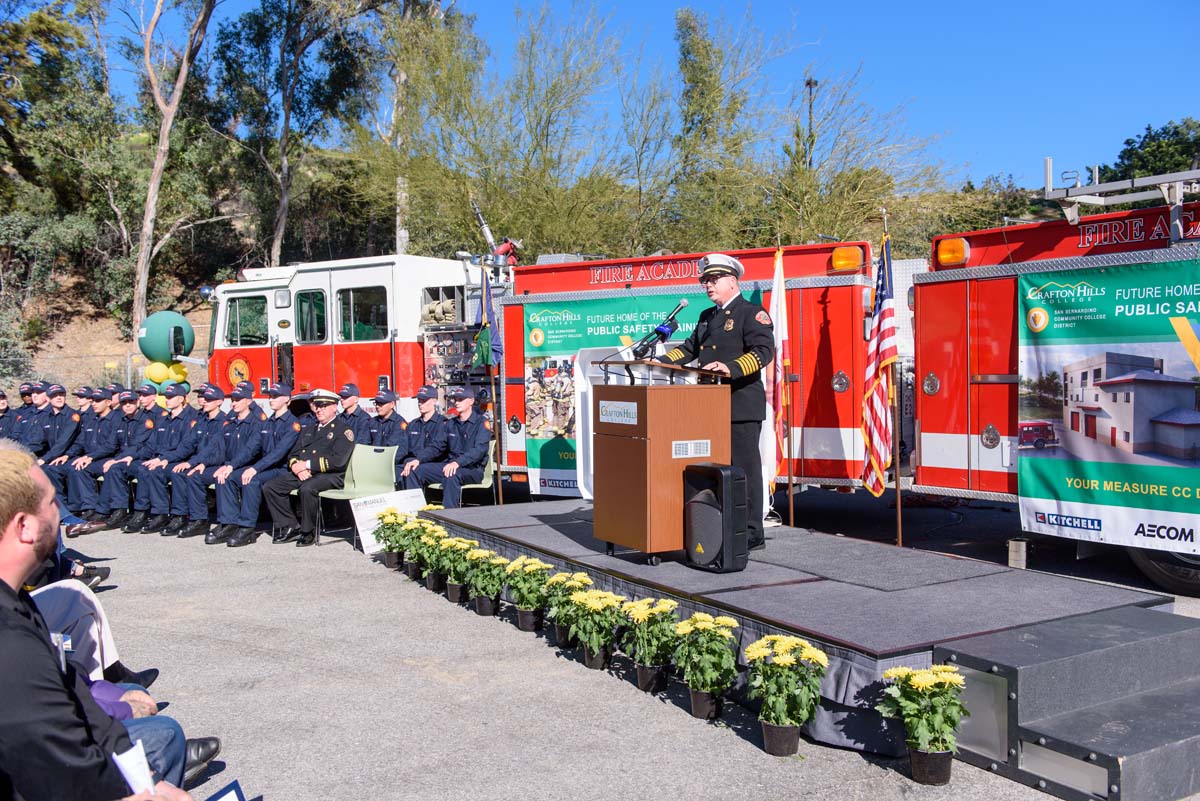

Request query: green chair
[
  {"left": 316, "top": 444, "right": 398, "bottom": 546},
  {"left": 428, "top": 441, "right": 497, "bottom": 505}
]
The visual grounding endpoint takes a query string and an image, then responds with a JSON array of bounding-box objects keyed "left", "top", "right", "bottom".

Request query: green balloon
[{"left": 138, "top": 311, "right": 196, "bottom": 363}]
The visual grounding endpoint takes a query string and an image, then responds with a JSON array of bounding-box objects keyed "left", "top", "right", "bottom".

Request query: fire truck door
[
  {"left": 331, "top": 265, "right": 394, "bottom": 396},
  {"left": 914, "top": 280, "right": 969, "bottom": 489},
  {"left": 968, "top": 277, "right": 1018, "bottom": 494},
  {"left": 215, "top": 290, "right": 275, "bottom": 394},
  {"left": 289, "top": 270, "right": 334, "bottom": 394}
]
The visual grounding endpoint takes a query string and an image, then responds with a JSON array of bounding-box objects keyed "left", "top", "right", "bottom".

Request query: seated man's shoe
[
  {"left": 295, "top": 530, "right": 317, "bottom": 547},
  {"left": 80, "top": 509, "right": 101, "bottom": 522},
  {"left": 747, "top": 537, "right": 766, "bottom": 551},
  {"left": 105, "top": 509, "right": 129, "bottom": 529},
  {"left": 103, "top": 660, "right": 158, "bottom": 689},
  {"left": 65, "top": 520, "right": 107, "bottom": 538},
  {"left": 72, "top": 564, "right": 111, "bottom": 590},
  {"left": 141, "top": 514, "right": 170, "bottom": 533},
  {"left": 120, "top": 511, "right": 147, "bottom": 533},
  {"left": 205, "top": 525, "right": 234, "bottom": 545},
  {"left": 163, "top": 515, "right": 187, "bottom": 534},
  {"left": 182, "top": 736, "right": 221, "bottom": 787},
  {"left": 178, "top": 519, "right": 210, "bottom": 539},
  {"left": 226, "top": 526, "right": 259, "bottom": 547},
  {"left": 276, "top": 526, "right": 303, "bottom": 544}
]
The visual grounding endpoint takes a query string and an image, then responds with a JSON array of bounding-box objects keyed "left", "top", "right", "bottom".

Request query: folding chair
[
  {"left": 428, "top": 441, "right": 497, "bottom": 505},
  {"left": 316, "top": 444, "right": 398, "bottom": 546}
]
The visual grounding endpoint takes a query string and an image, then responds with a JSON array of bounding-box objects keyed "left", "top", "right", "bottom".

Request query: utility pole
[{"left": 804, "top": 77, "right": 818, "bottom": 171}]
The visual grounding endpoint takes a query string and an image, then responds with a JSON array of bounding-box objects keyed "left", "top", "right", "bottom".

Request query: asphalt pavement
[{"left": 68, "top": 488, "right": 1199, "bottom": 801}]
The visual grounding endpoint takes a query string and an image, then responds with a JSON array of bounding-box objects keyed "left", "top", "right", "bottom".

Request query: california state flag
[{"left": 759, "top": 248, "right": 789, "bottom": 518}]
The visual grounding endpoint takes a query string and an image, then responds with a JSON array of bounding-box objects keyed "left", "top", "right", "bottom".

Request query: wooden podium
[{"left": 592, "top": 361, "right": 730, "bottom": 560}]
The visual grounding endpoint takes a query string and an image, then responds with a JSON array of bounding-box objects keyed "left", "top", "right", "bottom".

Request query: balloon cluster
[{"left": 137, "top": 311, "right": 197, "bottom": 407}]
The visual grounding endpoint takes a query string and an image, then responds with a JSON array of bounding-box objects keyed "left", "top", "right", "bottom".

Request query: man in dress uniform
[
  {"left": 367, "top": 389, "right": 409, "bottom": 483},
  {"left": 38, "top": 385, "right": 80, "bottom": 468},
  {"left": 336, "top": 382, "right": 373, "bottom": 444},
  {"left": 15, "top": 381, "right": 48, "bottom": 456},
  {"left": 410, "top": 386, "right": 491, "bottom": 508},
  {"left": 224, "top": 383, "right": 301, "bottom": 548},
  {"left": 399, "top": 385, "right": 448, "bottom": 488},
  {"left": 656, "top": 252, "right": 775, "bottom": 550},
  {"left": 95, "top": 390, "right": 156, "bottom": 528},
  {"left": 64, "top": 389, "right": 120, "bottom": 523},
  {"left": 264, "top": 388, "right": 355, "bottom": 547}
]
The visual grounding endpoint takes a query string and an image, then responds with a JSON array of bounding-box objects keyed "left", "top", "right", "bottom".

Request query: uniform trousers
[
  {"left": 98, "top": 460, "right": 137, "bottom": 514},
  {"left": 732, "top": 420, "right": 765, "bottom": 546},
  {"left": 67, "top": 460, "right": 109, "bottom": 513},
  {"left": 216, "top": 466, "right": 286, "bottom": 527},
  {"left": 263, "top": 471, "right": 344, "bottom": 533},
  {"left": 412, "top": 462, "right": 485, "bottom": 509},
  {"left": 134, "top": 462, "right": 190, "bottom": 516},
  {"left": 180, "top": 465, "right": 223, "bottom": 521},
  {"left": 42, "top": 462, "right": 74, "bottom": 510}
]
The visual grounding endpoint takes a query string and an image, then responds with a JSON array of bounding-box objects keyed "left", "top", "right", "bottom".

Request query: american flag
[{"left": 862, "top": 235, "right": 898, "bottom": 497}]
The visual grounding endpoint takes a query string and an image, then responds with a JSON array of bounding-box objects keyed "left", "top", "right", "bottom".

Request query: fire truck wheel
[
  {"left": 1127, "top": 547, "right": 1200, "bottom": 596},
  {"left": 1033, "top": 439, "right": 1046, "bottom": 450}
]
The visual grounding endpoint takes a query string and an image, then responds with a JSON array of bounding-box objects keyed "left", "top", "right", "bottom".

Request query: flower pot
[
  {"left": 908, "top": 749, "right": 953, "bottom": 785},
  {"left": 582, "top": 645, "right": 611, "bottom": 670},
  {"left": 403, "top": 561, "right": 422, "bottom": 580},
  {"left": 688, "top": 689, "right": 724, "bottom": 720},
  {"left": 634, "top": 664, "right": 669, "bottom": 694},
  {"left": 382, "top": 551, "right": 401, "bottom": 570},
  {"left": 516, "top": 608, "right": 544, "bottom": 632},
  {"left": 473, "top": 595, "right": 500, "bottom": 616},
  {"left": 553, "top": 623, "right": 575, "bottom": 648},
  {"left": 760, "top": 721, "right": 802, "bottom": 756},
  {"left": 425, "top": 572, "right": 446, "bottom": 593},
  {"left": 446, "top": 581, "right": 468, "bottom": 604}
]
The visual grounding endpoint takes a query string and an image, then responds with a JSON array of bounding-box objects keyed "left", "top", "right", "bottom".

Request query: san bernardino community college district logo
[
  {"left": 528, "top": 328, "right": 545, "bottom": 347},
  {"left": 1026, "top": 306, "right": 1050, "bottom": 333}
]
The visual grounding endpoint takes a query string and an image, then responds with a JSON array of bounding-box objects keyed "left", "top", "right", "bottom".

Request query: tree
[
  {"left": 128, "top": 0, "right": 216, "bottom": 335},
  {"left": 1099, "top": 118, "right": 1200, "bottom": 182}
]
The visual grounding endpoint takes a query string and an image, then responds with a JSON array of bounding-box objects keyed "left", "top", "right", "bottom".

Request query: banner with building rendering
[{"left": 1018, "top": 260, "right": 1200, "bottom": 554}]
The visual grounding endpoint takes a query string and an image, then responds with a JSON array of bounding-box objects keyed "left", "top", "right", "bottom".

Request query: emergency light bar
[
  {"left": 935, "top": 237, "right": 970, "bottom": 267},
  {"left": 831, "top": 246, "right": 864, "bottom": 271}
]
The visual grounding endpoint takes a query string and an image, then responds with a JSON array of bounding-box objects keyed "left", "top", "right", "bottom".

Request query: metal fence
[{"left": 1, "top": 351, "right": 209, "bottom": 393}]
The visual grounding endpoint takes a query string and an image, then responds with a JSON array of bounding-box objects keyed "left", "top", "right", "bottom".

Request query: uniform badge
[
  {"left": 144, "top": 420, "right": 154, "bottom": 429},
  {"left": 327, "top": 431, "right": 334, "bottom": 440},
  {"left": 71, "top": 413, "right": 79, "bottom": 422},
  {"left": 292, "top": 422, "right": 301, "bottom": 432},
  {"left": 755, "top": 310, "right": 772, "bottom": 325},
  {"left": 723, "top": 319, "right": 735, "bottom": 331},
  {"left": 345, "top": 429, "right": 355, "bottom": 442}
]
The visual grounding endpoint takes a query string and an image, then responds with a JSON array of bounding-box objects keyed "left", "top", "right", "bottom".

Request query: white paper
[
  {"left": 350, "top": 489, "right": 426, "bottom": 555},
  {"left": 113, "top": 738, "right": 154, "bottom": 794}
]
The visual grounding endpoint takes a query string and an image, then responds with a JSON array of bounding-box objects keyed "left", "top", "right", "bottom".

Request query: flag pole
[
  {"left": 786, "top": 374, "right": 795, "bottom": 526},
  {"left": 489, "top": 364, "right": 504, "bottom": 505},
  {"left": 881, "top": 208, "right": 903, "bottom": 548}
]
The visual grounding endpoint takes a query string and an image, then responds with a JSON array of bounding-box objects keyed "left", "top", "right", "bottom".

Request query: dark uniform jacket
[
  {"left": 189, "top": 410, "right": 231, "bottom": 467},
  {"left": 42, "top": 407, "right": 81, "bottom": 462},
  {"left": 340, "top": 406, "right": 373, "bottom": 446},
  {"left": 368, "top": 413, "right": 410, "bottom": 463},
  {"left": 158, "top": 406, "right": 201, "bottom": 463},
  {"left": 288, "top": 416, "right": 355, "bottom": 475},
  {"left": 251, "top": 410, "right": 302, "bottom": 473},
  {"left": 0, "top": 580, "right": 132, "bottom": 801},
  {"left": 659, "top": 293, "right": 775, "bottom": 421},
  {"left": 446, "top": 412, "right": 492, "bottom": 470},
  {"left": 14, "top": 406, "right": 46, "bottom": 455},
  {"left": 0, "top": 410, "right": 14, "bottom": 441},
  {"left": 224, "top": 410, "right": 268, "bottom": 470},
  {"left": 111, "top": 411, "right": 157, "bottom": 461},
  {"left": 405, "top": 414, "right": 449, "bottom": 464}
]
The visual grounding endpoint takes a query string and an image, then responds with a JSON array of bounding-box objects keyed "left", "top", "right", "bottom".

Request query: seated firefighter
[
  {"left": 263, "top": 389, "right": 354, "bottom": 547},
  {"left": 409, "top": 385, "right": 491, "bottom": 509}
]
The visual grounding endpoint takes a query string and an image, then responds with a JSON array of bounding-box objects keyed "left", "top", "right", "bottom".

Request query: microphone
[{"left": 633, "top": 298, "right": 690, "bottom": 359}]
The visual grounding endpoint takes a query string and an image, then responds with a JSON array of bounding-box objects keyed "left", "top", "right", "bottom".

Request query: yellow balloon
[
  {"left": 154, "top": 395, "right": 167, "bottom": 409},
  {"left": 167, "top": 362, "right": 188, "bottom": 383},
  {"left": 145, "top": 362, "right": 169, "bottom": 383}
]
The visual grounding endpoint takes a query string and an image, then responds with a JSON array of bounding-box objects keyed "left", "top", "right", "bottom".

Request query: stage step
[{"left": 935, "top": 606, "right": 1200, "bottom": 801}]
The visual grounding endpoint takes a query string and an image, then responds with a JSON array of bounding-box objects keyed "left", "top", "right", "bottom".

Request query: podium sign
[{"left": 592, "top": 361, "right": 730, "bottom": 555}]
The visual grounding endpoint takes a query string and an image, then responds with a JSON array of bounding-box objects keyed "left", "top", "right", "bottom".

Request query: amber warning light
[
  {"left": 830, "top": 246, "right": 864, "bottom": 272},
  {"left": 936, "top": 237, "right": 970, "bottom": 267}
]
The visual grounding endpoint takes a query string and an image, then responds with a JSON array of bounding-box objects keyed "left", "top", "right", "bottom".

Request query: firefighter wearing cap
[
  {"left": 123, "top": 383, "right": 198, "bottom": 534},
  {"left": 40, "top": 384, "right": 81, "bottom": 467},
  {"left": 221, "top": 383, "right": 302, "bottom": 548},
  {"left": 337, "top": 383, "right": 373, "bottom": 444},
  {"left": 63, "top": 389, "right": 121, "bottom": 520},
  {"left": 14, "top": 381, "right": 49, "bottom": 455},
  {"left": 399, "top": 385, "right": 449, "bottom": 487},
  {"left": 657, "top": 252, "right": 775, "bottom": 550},
  {"left": 266, "top": 388, "right": 355, "bottom": 546},
  {"left": 367, "top": 389, "right": 411, "bottom": 482},
  {"left": 110, "top": 385, "right": 166, "bottom": 531},
  {"left": 173, "top": 386, "right": 232, "bottom": 539},
  {"left": 0, "top": 389, "right": 13, "bottom": 440},
  {"left": 410, "top": 386, "right": 491, "bottom": 508},
  {"left": 203, "top": 385, "right": 269, "bottom": 544},
  {"left": 91, "top": 390, "right": 153, "bottom": 526}
]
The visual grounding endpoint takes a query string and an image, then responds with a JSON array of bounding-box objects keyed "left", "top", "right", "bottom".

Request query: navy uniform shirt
[
  {"left": 190, "top": 410, "right": 231, "bottom": 467},
  {"left": 340, "top": 405, "right": 373, "bottom": 445},
  {"left": 250, "top": 410, "right": 302, "bottom": 473},
  {"left": 405, "top": 413, "right": 449, "bottom": 464},
  {"left": 110, "top": 411, "right": 156, "bottom": 461},
  {"left": 42, "top": 407, "right": 81, "bottom": 462},
  {"left": 224, "top": 409, "right": 268, "bottom": 469},
  {"left": 368, "top": 412, "right": 410, "bottom": 462},
  {"left": 83, "top": 410, "right": 121, "bottom": 459},
  {"left": 158, "top": 406, "right": 200, "bottom": 463},
  {"left": 14, "top": 405, "right": 47, "bottom": 455},
  {"left": 659, "top": 293, "right": 775, "bottom": 422},
  {"left": 445, "top": 412, "right": 491, "bottom": 469},
  {"left": 0, "top": 409, "right": 14, "bottom": 440}
]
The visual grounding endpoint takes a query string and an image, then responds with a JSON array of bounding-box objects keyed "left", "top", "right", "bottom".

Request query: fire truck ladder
[{"left": 1043, "top": 157, "right": 1200, "bottom": 239}]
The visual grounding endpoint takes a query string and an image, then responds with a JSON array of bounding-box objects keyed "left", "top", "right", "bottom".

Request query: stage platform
[{"left": 426, "top": 500, "right": 1175, "bottom": 761}]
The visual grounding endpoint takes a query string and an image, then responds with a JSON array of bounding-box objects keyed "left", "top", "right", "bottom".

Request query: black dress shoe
[
  {"left": 163, "top": 515, "right": 187, "bottom": 534},
  {"left": 80, "top": 509, "right": 101, "bottom": 522},
  {"left": 105, "top": 509, "right": 130, "bottom": 529},
  {"left": 227, "top": 526, "right": 259, "bottom": 547},
  {"left": 103, "top": 660, "right": 158, "bottom": 689},
  {"left": 121, "top": 511, "right": 147, "bottom": 533},
  {"left": 748, "top": 537, "right": 767, "bottom": 551},
  {"left": 205, "top": 525, "right": 234, "bottom": 545},
  {"left": 65, "top": 520, "right": 107, "bottom": 538},
  {"left": 276, "top": 526, "right": 303, "bottom": 544},
  {"left": 177, "top": 519, "right": 210, "bottom": 539},
  {"left": 295, "top": 531, "right": 317, "bottom": 547},
  {"left": 182, "top": 736, "right": 221, "bottom": 786},
  {"left": 141, "top": 514, "right": 170, "bottom": 533}
]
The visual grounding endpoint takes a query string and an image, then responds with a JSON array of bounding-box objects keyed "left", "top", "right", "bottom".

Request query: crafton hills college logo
[{"left": 1026, "top": 307, "right": 1050, "bottom": 333}]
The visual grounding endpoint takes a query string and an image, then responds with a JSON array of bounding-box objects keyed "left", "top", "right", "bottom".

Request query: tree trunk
[
  {"left": 269, "top": 155, "right": 290, "bottom": 267},
  {"left": 395, "top": 174, "right": 409, "bottom": 254},
  {"left": 131, "top": 112, "right": 176, "bottom": 335}
]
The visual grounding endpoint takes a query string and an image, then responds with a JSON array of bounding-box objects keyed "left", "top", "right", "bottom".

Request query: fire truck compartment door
[
  {"left": 915, "top": 280, "right": 969, "bottom": 489},
  {"left": 969, "top": 277, "right": 1018, "bottom": 494}
]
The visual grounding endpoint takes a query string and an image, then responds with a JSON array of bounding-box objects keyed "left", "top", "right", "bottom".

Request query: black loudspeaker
[{"left": 683, "top": 463, "right": 748, "bottom": 573}]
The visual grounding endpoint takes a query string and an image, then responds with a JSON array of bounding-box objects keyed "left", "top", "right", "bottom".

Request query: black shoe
[
  {"left": 163, "top": 515, "right": 187, "bottom": 534},
  {"left": 105, "top": 509, "right": 130, "bottom": 530},
  {"left": 182, "top": 736, "right": 221, "bottom": 787},
  {"left": 748, "top": 537, "right": 766, "bottom": 551},
  {"left": 276, "top": 526, "right": 302, "bottom": 544},
  {"left": 295, "top": 531, "right": 317, "bottom": 547},
  {"left": 227, "top": 526, "right": 259, "bottom": 547},
  {"left": 141, "top": 514, "right": 170, "bottom": 533},
  {"left": 80, "top": 509, "right": 100, "bottom": 522},
  {"left": 178, "top": 520, "right": 210, "bottom": 539},
  {"left": 205, "top": 525, "right": 234, "bottom": 545},
  {"left": 103, "top": 660, "right": 158, "bottom": 689},
  {"left": 72, "top": 564, "right": 110, "bottom": 590},
  {"left": 120, "top": 511, "right": 147, "bottom": 533}
]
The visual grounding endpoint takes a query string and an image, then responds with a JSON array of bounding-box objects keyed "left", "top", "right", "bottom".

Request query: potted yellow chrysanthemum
[
  {"left": 545, "top": 573, "right": 593, "bottom": 647},
  {"left": 398, "top": 519, "right": 426, "bottom": 579},
  {"left": 673, "top": 612, "right": 739, "bottom": 719},
  {"left": 619, "top": 598, "right": 680, "bottom": 693},
  {"left": 567, "top": 589, "right": 626, "bottom": 669},
  {"left": 373, "top": 508, "right": 406, "bottom": 569},
  {"left": 744, "top": 635, "right": 829, "bottom": 756},
  {"left": 465, "top": 549, "right": 509, "bottom": 616},
  {"left": 440, "top": 537, "right": 477, "bottom": 604},
  {"left": 505, "top": 556, "right": 555, "bottom": 631},
  {"left": 876, "top": 664, "right": 969, "bottom": 785}
]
